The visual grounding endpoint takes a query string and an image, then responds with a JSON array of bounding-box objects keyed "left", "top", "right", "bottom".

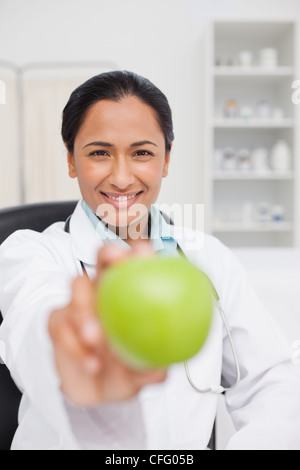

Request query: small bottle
[
  {"left": 237, "top": 148, "right": 251, "bottom": 171},
  {"left": 222, "top": 147, "right": 236, "bottom": 171},
  {"left": 224, "top": 100, "right": 239, "bottom": 119},
  {"left": 271, "top": 205, "right": 285, "bottom": 222},
  {"left": 256, "top": 202, "right": 272, "bottom": 223}
]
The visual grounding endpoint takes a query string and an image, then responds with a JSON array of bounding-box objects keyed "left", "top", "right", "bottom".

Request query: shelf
[
  {"left": 213, "top": 222, "right": 293, "bottom": 233},
  {"left": 213, "top": 118, "right": 294, "bottom": 129},
  {"left": 213, "top": 171, "right": 294, "bottom": 180},
  {"left": 213, "top": 66, "right": 294, "bottom": 77},
  {"left": 207, "top": 21, "right": 298, "bottom": 248}
]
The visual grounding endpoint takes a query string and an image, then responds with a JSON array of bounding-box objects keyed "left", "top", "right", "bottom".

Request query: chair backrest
[
  {"left": 0, "top": 201, "right": 78, "bottom": 244},
  {"left": 0, "top": 201, "right": 77, "bottom": 450}
]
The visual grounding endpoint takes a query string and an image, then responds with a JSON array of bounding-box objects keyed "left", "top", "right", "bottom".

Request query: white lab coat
[{"left": 0, "top": 201, "right": 299, "bottom": 450}]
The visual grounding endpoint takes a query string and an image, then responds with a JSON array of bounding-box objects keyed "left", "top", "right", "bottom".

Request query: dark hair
[{"left": 62, "top": 70, "right": 174, "bottom": 154}]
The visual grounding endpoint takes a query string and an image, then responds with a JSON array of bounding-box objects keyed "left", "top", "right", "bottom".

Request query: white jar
[
  {"left": 240, "top": 106, "right": 253, "bottom": 120},
  {"left": 257, "top": 100, "right": 271, "bottom": 119},
  {"left": 251, "top": 147, "right": 270, "bottom": 172},
  {"left": 270, "top": 140, "right": 291, "bottom": 172},
  {"left": 259, "top": 48, "right": 278, "bottom": 67},
  {"left": 238, "top": 51, "right": 253, "bottom": 67}
]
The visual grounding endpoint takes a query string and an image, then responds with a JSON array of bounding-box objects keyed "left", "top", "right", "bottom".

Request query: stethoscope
[
  {"left": 176, "top": 243, "right": 241, "bottom": 394},
  {"left": 64, "top": 215, "right": 241, "bottom": 395}
]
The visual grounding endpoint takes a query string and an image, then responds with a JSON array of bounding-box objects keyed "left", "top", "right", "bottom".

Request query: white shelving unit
[{"left": 205, "top": 21, "right": 299, "bottom": 248}]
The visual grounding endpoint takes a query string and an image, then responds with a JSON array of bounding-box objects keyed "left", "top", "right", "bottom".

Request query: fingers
[
  {"left": 71, "top": 276, "right": 101, "bottom": 347},
  {"left": 96, "top": 243, "right": 128, "bottom": 281},
  {"left": 50, "top": 239, "right": 162, "bottom": 393},
  {"left": 49, "top": 275, "right": 103, "bottom": 375},
  {"left": 49, "top": 309, "right": 100, "bottom": 374},
  {"left": 96, "top": 239, "right": 154, "bottom": 278}
]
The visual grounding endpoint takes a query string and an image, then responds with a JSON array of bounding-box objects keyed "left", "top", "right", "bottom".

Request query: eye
[
  {"left": 88, "top": 150, "right": 109, "bottom": 158},
  {"left": 133, "top": 150, "right": 154, "bottom": 157}
]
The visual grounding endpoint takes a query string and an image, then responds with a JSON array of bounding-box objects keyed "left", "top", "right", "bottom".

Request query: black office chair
[
  {"left": 0, "top": 201, "right": 77, "bottom": 450},
  {"left": 0, "top": 201, "right": 216, "bottom": 450}
]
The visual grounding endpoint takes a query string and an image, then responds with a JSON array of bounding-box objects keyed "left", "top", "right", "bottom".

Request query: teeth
[{"left": 105, "top": 193, "right": 138, "bottom": 201}]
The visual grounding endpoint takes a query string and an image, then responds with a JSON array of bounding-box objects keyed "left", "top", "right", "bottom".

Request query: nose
[{"left": 108, "top": 156, "right": 135, "bottom": 189}]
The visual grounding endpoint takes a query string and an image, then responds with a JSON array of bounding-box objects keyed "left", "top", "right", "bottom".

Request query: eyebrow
[{"left": 83, "top": 140, "right": 158, "bottom": 149}]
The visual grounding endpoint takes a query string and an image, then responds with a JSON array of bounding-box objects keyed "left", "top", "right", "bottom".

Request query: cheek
[
  {"left": 76, "top": 160, "right": 106, "bottom": 186},
  {"left": 138, "top": 160, "right": 165, "bottom": 186}
]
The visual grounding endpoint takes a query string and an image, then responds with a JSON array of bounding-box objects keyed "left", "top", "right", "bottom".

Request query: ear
[
  {"left": 67, "top": 149, "right": 77, "bottom": 179},
  {"left": 162, "top": 144, "right": 172, "bottom": 178}
]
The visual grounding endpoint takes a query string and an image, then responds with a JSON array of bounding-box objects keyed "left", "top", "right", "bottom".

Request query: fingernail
[
  {"left": 84, "top": 356, "right": 101, "bottom": 374},
  {"left": 81, "top": 319, "right": 101, "bottom": 343}
]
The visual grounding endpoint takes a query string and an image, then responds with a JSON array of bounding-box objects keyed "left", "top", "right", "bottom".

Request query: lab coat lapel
[
  {"left": 68, "top": 200, "right": 104, "bottom": 266},
  {"left": 164, "top": 306, "right": 223, "bottom": 449}
]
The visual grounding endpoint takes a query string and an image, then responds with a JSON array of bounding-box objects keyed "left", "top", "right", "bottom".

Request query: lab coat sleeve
[
  {"left": 0, "top": 230, "right": 79, "bottom": 449},
  {"left": 217, "top": 241, "right": 300, "bottom": 450}
]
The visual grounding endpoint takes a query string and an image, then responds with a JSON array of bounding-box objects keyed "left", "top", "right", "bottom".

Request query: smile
[
  {"left": 103, "top": 193, "right": 140, "bottom": 201},
  {"left": 100, "top": 191, "right": 143, "bottom": 208}
]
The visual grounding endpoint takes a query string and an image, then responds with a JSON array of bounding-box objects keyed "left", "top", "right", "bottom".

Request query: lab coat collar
[
  {"left": 69, "top": 200, "right": 105, "bottom": 266},
  {"left": 69, "top": 200, "right": 178, "bottom": 266}
]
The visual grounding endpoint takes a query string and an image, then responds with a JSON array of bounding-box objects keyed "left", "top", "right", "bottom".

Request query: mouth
[{"left": 100, "top": 191, "right": 143, "bottom": 209}]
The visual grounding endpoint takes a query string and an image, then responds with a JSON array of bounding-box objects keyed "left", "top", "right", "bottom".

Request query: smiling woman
[
  {"left": 0, "top": 70, "right": 300, "bottom": 451},
  {"left": 62, "top": 71, "right": 173, "bottom": 242}
]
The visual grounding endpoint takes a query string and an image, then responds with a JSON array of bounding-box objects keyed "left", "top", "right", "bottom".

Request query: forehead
[{"left": 76, "top": 96, "right": 164, "bottom": 143}]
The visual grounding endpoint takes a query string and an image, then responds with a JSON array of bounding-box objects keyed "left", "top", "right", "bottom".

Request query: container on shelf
[
  {"left": 240, "top": 106, "right": 253, "bottom": 120},
  {"left": 238, "top": 51, "right": 253, "bottom": 67},
  {"left": 270, "top": 140, "right": 292, "bottom": 172},
  {"left": 222, "top": 147, "right": 236, "bottom": 171},
  {"left": 237, "top": 148, "right": 251, "bottom": 171},
  {"left": 271, "top": 205, "right": 285, "bottom": 222},
  {"left": 257, "top": 100, "right": 271, "bottom": 119},
  {"left": 251, "top": 147, "right": 270, "bottom": 172},
  {"left": 259, "top": 48, "right": 279, "bottom": 68},
  {"left": 256, "top": 202, "right": 272, "bottom": 223},
  {"left": 224, "top": 99, "right": 239, "bottom": 118}
]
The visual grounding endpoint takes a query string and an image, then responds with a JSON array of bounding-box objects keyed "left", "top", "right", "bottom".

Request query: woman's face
[{"left": 67, "top": 95, "right": 170, "bottom": 240}]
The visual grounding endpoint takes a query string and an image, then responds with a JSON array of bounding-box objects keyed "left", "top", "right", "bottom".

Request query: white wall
[{"left": 0, "top": 0, "right": 299, "bottom": 221}]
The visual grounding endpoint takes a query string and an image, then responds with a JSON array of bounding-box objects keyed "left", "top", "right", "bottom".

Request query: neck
[{"left": 107, "top": 213, "right": 150, "bottom": 247}]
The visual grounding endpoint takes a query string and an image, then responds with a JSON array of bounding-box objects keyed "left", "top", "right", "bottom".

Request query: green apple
[{"left": 96, "top": 255, "right": 214, "bottom": 369}]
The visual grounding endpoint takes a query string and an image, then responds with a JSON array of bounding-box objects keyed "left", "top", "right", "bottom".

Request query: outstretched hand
[{"left": 48, "top": 240, "right": 167, "bottom": 406}]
